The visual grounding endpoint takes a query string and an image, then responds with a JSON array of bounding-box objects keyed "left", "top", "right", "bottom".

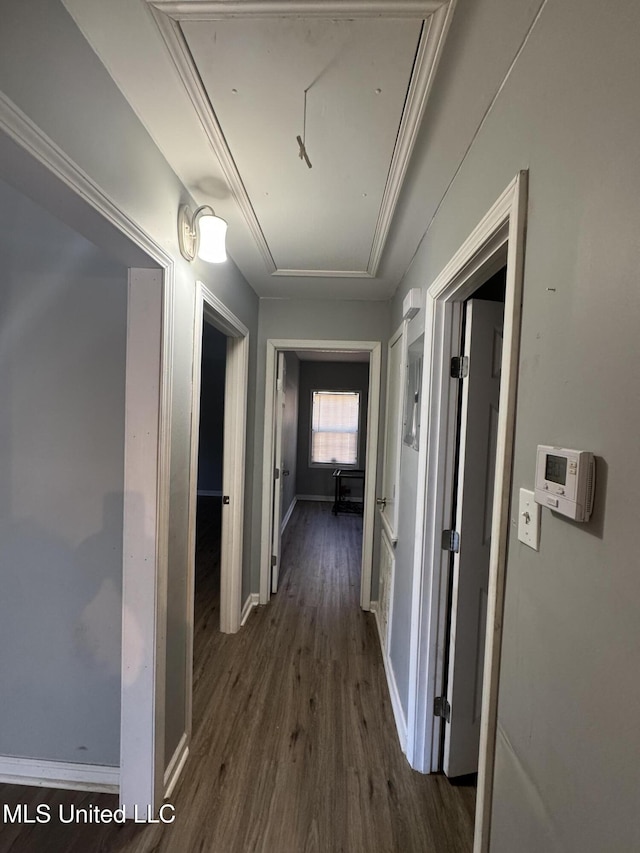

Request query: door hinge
[
  {"left": 450, "top": 356, "right": 469, "bottom": 379},
  {"left": 271, "top": 555, "right": 277, "bottom": 567},
  {"left": 222, "top": 495, "right": 230, "bottom": 505},
  {"left": 274, "top": 467, "right": 280, "bottom": 480},
  {"left": 434, "top": 696, "right": 451, "bottom": 723},
  {"left": 441, "top": 529, "right": 460, "bottom": 553}
]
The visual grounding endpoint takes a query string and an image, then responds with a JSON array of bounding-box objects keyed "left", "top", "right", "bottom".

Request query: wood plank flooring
[{"left": 0, "top": 500, "right": 475, "bottom": 852}]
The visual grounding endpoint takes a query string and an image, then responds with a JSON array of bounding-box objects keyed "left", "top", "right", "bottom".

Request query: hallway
[{"left": 0, "top": 502, "right": 474, "bottom": 853}]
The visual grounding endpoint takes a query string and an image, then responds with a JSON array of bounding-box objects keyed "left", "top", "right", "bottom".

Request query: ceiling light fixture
[{"left": 178, "top": 204, "right": 228, "bottom": 263}]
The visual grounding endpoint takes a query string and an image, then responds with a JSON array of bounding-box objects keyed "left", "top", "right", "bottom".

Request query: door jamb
[
  {"left": 379, "top": 322, "right": 407, "bottom": 544},
  {"left": 260, "top": 339, "right": 382, "bottom": 610},
  {"left": 188, "top": 280, "right": 249, "bottom": 629},
  {"left": 405, "top": 172, "right": 528, "bottom": 853}
]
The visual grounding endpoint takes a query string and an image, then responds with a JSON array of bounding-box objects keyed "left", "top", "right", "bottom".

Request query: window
[{"left": 310, "top": 390, "right": 360, "bottom": 466}]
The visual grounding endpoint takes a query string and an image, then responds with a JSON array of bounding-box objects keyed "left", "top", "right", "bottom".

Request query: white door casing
[
  {"left": 402, "top": 172, "right": 527, "bottom": 853},
  {"left": 379, "top": 324, "right": 406, "bottom": 542},
  {"left": 179, "top": 283, "right": 249, "bottom": 797},
  {"left": 271, "top": 353, "right": 286, "bottom": 594},
  {"left": 444, "top": 299, "right": 504, "bottom": 778}
]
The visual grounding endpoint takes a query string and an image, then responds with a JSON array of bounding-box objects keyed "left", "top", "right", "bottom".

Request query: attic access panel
[{"left": 181, "top": 18, "right": 422, "bottom": 274}]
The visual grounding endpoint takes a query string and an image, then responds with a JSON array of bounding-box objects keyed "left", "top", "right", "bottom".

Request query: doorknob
[{"left": 376, "top": 497, "right": 387, "bottom": 508}]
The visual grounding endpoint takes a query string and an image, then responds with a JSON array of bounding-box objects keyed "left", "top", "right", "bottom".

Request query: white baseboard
[
  {"left": 372, "top": 605, "right": 408, "bottom": 754},
  {"left": 296, "top": 494, "right": 333, "bottom": 502},
  {"left": 281, "top": 496, "right": 297, "bottom": 533},
  {"left": 164, "top": 732, "right": 189, "bottom": 799},
  {"left": 241, "top": 593, "right": 260, "bottom": 626},
  {"left": 197, "top": 489, "right": 222, "bottom": 497},
  {"left": 0, "top": 756, "right": 119, "bottom": 793}
]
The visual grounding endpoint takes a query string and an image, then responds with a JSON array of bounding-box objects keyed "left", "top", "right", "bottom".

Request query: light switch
[{"left": 518, "top": 488, "right": 540, "bottom": 550}]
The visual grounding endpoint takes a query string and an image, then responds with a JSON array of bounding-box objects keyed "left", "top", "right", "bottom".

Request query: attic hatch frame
[
  {"left": 146, "top": 0, "right": 457, "bottom": 280},
  {"left": 406, "top": 172, "right": 528, "bottom": 853}
]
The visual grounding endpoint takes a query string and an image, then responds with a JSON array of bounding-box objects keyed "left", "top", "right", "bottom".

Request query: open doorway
[
  {"left": 270, "top": 350, "right": 371, "bottom": 595},
  {"left": 261, "top": 340, "right": 382, "bottom": 611},
  {"left": 441, "top": 268, "right": 506, "bottom": 780},
  {"left": 193, "top": 322, "right": 227, "bottom": 635},
  {"left": 404, "top": 173, "right": 527, "bottom": 853}
]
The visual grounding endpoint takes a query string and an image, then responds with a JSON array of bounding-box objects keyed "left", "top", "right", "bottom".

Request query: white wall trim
[
  {"left": 121, "top": 268, "right": 172, "bottom": 816},
  {"left": 0, "top": 758, "right": 119, "bottom": 794},
  {"left": 372, "top": 607, "right": 408, "bottom": 753},
  {"left": 241, "top": 593, "right": 260, "bottom": 626},
  {"left": 379, "top": 322, "right": 407, "bottom": 542},
  {"left": 163, "top": 733, "right": 189, "bottom": 799},
  {"left": 404, "top": 173, "right": 528, "bottom": 853},
  {"left": 261, "top": 340, "right": 381, "bottom": 610},
  {"left": 281, "top": 496, "right": 298, "bottom": 533},
  {"left": 146, "top": 1, "right": 455, "bottom": 279}
]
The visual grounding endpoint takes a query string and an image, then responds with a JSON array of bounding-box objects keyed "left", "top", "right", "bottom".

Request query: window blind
[{"left": 311, "top": 391, "right": 360, "bottom": 465}]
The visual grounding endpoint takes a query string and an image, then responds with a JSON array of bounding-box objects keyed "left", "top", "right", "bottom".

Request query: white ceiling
[{"left": 62, "top": 0, "right": 455, "bottom": 300}]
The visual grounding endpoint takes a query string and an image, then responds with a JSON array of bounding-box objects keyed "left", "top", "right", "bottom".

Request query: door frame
[
  {"left": 405, "top": 172, "right": 528, "bottom": 853},
  {"left": 260, "top": 339, "right": 382, "bottom": 609},
  {"left": 379, "top": 322, "right": 407, "bottom": 544},
  {"left": 183, "top": 281, "right": 249, "bottom": 743}
]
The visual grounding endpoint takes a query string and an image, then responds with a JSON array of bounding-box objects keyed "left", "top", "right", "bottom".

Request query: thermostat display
[{"left": 534, "top": 445, "right": 595, "bottom": 522}]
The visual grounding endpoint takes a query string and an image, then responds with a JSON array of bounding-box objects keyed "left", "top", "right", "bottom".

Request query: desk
[{"left": 332, "top": 468, "right": 365, "bottom": 515}]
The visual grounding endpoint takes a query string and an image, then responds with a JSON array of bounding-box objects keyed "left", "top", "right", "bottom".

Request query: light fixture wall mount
[{"left": 178, "top": 204, "right": 228, "bottom": 264}]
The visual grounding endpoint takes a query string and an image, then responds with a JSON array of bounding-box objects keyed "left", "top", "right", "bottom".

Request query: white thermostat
[{"left": 534, "top": 445, "right": 595, "bottom": 522}]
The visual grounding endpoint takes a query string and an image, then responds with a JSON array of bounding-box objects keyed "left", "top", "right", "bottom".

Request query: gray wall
[
  {"left": 253, "top": 298, "right": 390, "bottom": 594},
  {"left": 281, "top": 352, "right": 299, "bottom": 521},
  {"left": 389, "top": 0, "right": 640, "bottom": 849},
  {"left": 0, "top": 177, "right": 127, "bottom": 766},
  {"left": 0, "top": 0, "right": 260, "bottom": 775},
  {"left": 296, "top": 362, "right": 369, "bottom": 499},
  {"left": 197, "top": 323, "right": 227, "bottom": 494}
]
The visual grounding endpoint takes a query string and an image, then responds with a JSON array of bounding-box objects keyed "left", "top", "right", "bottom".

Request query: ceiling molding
[
  {"left": 149, "top": 1, "right": 448, "bottom": 20},
  {"left": 147, "top": 0, "right": 455, "bottom": 278},
  {"left": 149, "top": 5, "right": 278, "bottom": 273},
  {"left": 367, "top": 1, "right": 454, "bottom": 277},
  {"left": 0, "top": 90, "right": 173, "bottom": 270},
  {"left": 273, "top": 268, "right": 373, "bottom": 279}
]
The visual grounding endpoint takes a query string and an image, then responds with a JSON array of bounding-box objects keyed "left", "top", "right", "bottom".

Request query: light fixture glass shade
[{"left": 197, "top": 213, "right": 228, "bottom": 263}]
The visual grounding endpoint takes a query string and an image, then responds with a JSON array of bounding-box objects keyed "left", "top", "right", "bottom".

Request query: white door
[
  {"left": 444, "top": 299, "right": 504, "bottom": 778},
  {"left": 271, "top": 352, "right": 286, "bottom": 594},
  {"left": 378, "top": 326, "right": 405, "bottom": 540}
]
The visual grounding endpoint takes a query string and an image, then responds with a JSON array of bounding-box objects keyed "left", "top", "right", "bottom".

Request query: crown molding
[
  {"left": 273, "top": 268, "right": 373, "bottom": 279},
  {"left": 150, "top": 7, "right": 277, "bottom": 274},
  {"left": 0, "top": 91, "right": 173, "bottom": 269},
  {"left": 147, "top": 0, "right": 455, "bottom": 279},
  {"left": 149, "top": 1, "right": 447, "bottom": 20},
  {"left": 367, "top": 1, "right": 454, "bottom": 276}
]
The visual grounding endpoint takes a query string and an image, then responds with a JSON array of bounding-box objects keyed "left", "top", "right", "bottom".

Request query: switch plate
[{"left": 518, "top": 488, "right": 540, "bottom": 550}]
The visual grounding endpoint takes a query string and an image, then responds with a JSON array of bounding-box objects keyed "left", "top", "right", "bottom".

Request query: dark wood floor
[{"left": 0, "top": 500, "right": 474, "bottom": 852}]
